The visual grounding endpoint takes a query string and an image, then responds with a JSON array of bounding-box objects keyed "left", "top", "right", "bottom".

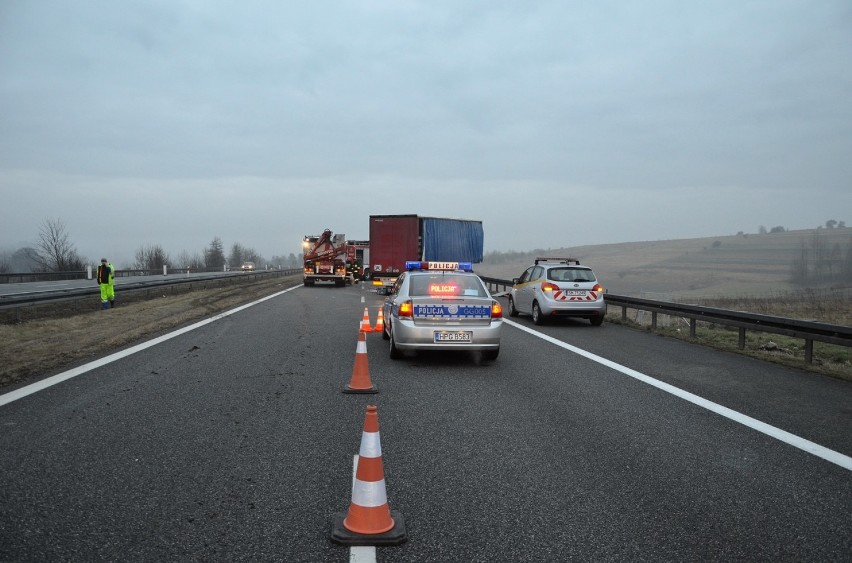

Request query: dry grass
[{"left": 0, "top": 274, "right": 303, "bottom": 389}]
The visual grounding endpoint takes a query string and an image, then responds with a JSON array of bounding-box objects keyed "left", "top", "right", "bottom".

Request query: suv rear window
[
  {"left": 547, "top": 268, "right": 596, "bottom": 282},
  {"left": 409, "top": 274, "right": 487, "bottom": 297}
]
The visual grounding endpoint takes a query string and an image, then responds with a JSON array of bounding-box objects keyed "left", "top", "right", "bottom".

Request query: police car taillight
[
  {"left": 398, "top": 300, "right": 413, "bottom": 318},
  {"left": 491, "top": 301, "right": 503, "bottom": 319}
]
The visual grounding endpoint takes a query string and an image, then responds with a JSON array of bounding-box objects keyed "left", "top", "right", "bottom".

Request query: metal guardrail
[
  {"left": 480, "top": 276, "right": 851, "bottom": 364},
  {"left": 0, "top": 269, "right": 302, "bottom": 319}
]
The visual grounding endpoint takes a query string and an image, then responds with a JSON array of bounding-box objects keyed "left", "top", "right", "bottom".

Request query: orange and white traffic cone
[
  {"left": 343, "top": 331, "right": 378, "bottom": 394},
  {"left": 372, "top": 307, "right": 385, "bottom": 333},
  {"left": 331, "top": 405, "right": 407, "bottom": 546},
  {"left": 359, "top": 307, "right": 373, "bottom": 333}
]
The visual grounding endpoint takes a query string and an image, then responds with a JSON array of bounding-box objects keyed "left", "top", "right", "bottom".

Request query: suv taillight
[
  {"left": 541, "top": 282, "right": 560, "bottom": 292},
  {"left": 592, "top": 283, "right": 603, "bottom": 292}
]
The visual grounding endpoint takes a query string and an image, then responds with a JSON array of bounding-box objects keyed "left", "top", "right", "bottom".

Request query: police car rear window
[
  {"left": 547, "top": 268, "right": 596, "bottom": 282},
  {"left": 409, "top": 274, "right": 487, "bottom": 297}
]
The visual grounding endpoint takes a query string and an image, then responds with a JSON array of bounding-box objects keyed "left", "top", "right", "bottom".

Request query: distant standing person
[{"left": 97, "top": 258, "right": 115, "bottom": 309}]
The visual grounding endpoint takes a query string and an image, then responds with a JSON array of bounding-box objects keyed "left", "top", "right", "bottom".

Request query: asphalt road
[{"left": 1, "top": 284, "right": 850, "bottom": 562}]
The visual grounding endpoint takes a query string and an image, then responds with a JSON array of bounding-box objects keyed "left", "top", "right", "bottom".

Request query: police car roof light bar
[{"left": 405, "top": 261, "right": 474, "bottom": 272}]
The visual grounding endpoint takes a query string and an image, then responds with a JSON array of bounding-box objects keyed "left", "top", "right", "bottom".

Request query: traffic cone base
[
  {"left": 330, "top": 510, "right": 407, "bottom": 546},
  {"left": 343, "top": 331, "right": 378, "bottom": 394}
]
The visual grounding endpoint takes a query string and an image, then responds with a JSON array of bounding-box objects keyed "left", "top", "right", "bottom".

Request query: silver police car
[
  {"left": 382, "top": 261, "right": 503, "bottom": 360},
  {"left": 508, "top": 257, "right": 606, "bottom": 326}
]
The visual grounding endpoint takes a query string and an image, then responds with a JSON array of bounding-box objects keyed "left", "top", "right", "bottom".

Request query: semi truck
[
  {"left": 368, "top": 214, "right": 484, "bottom": 294},
  {"left": 302, "top": 229, "right": 348, "bottom": 287}
]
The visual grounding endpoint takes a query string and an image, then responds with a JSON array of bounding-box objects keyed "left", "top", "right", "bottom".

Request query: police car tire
[
  {"left": 389, "top": 330, "right": 402, "bottom": 359},
  {"left": 482, "top": 348, "right": 499, "bottom": 361}
]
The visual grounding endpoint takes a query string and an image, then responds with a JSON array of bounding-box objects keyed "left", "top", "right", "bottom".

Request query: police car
[{"left": 381, "top": 261, "right": 503, "bottom": 360}]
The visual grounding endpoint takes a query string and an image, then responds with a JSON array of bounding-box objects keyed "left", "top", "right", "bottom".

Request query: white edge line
[
  {"left": 504, "top": 319, "right": 852, "bottom": 471},
  {"left": 0, "top": 285, "right": 302, "bottom": 408}
]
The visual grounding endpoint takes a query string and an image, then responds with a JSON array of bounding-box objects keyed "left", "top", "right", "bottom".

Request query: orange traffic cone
[
  {"left": 372, "top": 307, "right": 385, "bottom": 333},
  {"left": 343, "top": 331, "right": 378, "bottom": 394},
  {"left": 359, "top": 307, "right": 373, "bottom": 333},
  {"left": 331, "top": 405, "right": 407, "bottom": 546}
]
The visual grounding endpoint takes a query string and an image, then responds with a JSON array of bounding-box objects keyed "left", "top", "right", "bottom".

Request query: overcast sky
[{"left": 2, "top": 1, "right": 850, "bottom": 266}]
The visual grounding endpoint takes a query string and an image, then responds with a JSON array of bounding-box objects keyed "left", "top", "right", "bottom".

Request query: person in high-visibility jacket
[{"left": 97, "top": 258, "right": 116, "bottom": 309}]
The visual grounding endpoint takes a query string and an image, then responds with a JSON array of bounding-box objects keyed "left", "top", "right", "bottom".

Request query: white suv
[{"left": 508, "top": 258, "right": 606, "bottom": 326}]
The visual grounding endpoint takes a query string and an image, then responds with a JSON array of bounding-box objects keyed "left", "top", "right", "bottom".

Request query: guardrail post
[
  {"left": 738, "top": 328, "right": 746, "bottom": 349},
  {"left": 804, "top": 339, "right": 813, "bottom": 364},
  {"left": 689, "top": 318, "right": 696, "bottom": 338},
  {"left": 163, "top": 265, "right": 168, "bottom": 276},
  {"left": 651, "top": 311, "right": 657, "bottom": 329}
]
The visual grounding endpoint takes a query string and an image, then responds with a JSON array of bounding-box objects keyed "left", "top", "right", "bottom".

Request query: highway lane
[{"left": 0, "top": 284, "right": 849, "bottom": 561}]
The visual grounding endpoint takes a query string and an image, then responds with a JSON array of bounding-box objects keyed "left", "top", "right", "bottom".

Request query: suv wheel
[
  {"left": 532, "top": 301, "right": 546, "bottom": 325},
  {"left": 507, "top": 296, "right": 519, "bottom": 317}
]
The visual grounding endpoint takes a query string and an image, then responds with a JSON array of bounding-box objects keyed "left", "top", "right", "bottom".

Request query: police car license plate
[{"left": 434, "top": 331, "right": 472, "bottom": 343}]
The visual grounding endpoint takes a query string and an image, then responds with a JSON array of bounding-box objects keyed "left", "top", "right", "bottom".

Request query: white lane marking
[
  {"left": 0, "top": 286, "right": 302, "bottom": 408},
  {"left": 505, "top": 319, "right": 852, "bottom": 471},
  {"left": 350, "top": 455, "right": 377, "bottom": 563}
]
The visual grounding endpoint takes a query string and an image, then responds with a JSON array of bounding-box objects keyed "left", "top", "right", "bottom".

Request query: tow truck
[{"left": 302, "top": 229, "right": 348, "bottom": 287}]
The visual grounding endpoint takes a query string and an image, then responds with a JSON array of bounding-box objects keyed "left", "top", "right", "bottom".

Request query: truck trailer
[{"left": 368, "top": 214, "right": 484, "bottom": 294}]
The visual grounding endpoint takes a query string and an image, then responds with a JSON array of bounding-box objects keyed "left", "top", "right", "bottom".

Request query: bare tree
[
  {"left": 175, "top": 250, "right": 205, "bottom": 270},
  {"left": 133, "top": 245, "right": 171, "bottom": 270},
  {"left": 34, "top": 218, "right": 85, "bottom": 272}
]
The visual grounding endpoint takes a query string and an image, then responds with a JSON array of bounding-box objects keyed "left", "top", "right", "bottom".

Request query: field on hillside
[{"left": 478, "top": 227, "right": 852, "bottom": 300}]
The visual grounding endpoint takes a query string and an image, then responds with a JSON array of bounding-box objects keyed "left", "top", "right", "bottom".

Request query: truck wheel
[
  {"left": 507, "top": 296, "right": 519, "bottom": 317},
  {"left": 532, "top": 302, "right": 546, "bottom": 325}
]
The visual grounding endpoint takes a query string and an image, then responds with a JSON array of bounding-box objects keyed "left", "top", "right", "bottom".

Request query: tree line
[
  {"left": 0, "top": 218, "right": 303, "bottom": 273},
  {"left": 790, "top": 231, "right": 852, "bottom": 285}
]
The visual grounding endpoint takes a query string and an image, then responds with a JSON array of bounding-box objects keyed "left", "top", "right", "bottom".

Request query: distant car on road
[
  {"left": 382, "top": 261, "right": 503, "bottom": 360},
  {"left": 508, "top": 257, "right": 606, "bottom": 326},
  {"left": 241, "top": 262, "right": 256, "bottom": 272}
]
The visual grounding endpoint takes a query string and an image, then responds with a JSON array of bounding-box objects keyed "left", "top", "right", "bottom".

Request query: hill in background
[{"left": 478, "top": 227, "right": 852, "bottom": 299}]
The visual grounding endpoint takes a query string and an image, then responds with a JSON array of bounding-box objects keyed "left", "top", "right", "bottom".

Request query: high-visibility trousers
[{"left": 99, "top": 283, "right": 114, "bottom": 303}]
